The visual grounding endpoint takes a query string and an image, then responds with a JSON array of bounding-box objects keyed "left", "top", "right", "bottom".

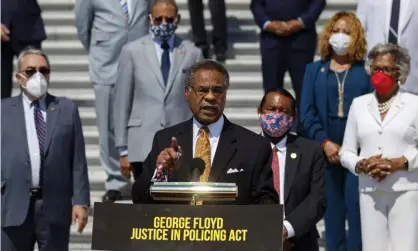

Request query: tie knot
[
  {"left": 273, "top": 147, "right": 279, "bottom": 153},
  {"left": 32, "top": 100, "right": 40, "bottom": 108},
  {"left": 161, "top": 42, "right": 169, "bottom": 50},
  {"left": 199, "top": 127, "right": 209, "bottom": 135}
]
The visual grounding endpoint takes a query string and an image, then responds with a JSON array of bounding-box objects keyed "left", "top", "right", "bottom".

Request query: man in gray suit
[
  {"left": 114, "top": 0, "right": 203, "bottom": 196},
  {"left": 1, "top": 48, "right": 90, "bottom": 251},
  {"left": 75, "top": 0, "right": 151, "bottom": 201}
]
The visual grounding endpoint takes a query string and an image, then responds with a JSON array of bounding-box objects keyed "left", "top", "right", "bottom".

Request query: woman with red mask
[{"left": 340, "top": 43, "right": 418, "bottom": 251}]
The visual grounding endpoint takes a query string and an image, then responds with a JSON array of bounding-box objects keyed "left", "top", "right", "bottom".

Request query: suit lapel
[
  {"left": 316, "top": 61, "right": 330, "bottom": 129},
  {"left": 13, "top": 95, "right": 30, "bottom": 161},
  {"left": 284, "top": 135, "right": 301, "bottom": 203},
  {"left": 368, "top": 93, "right": 382, "bottom": 126},
  {"left": 382, "top": 92, "right": 406, "bottom": 127},
  {"left": 44, "top": 94, "right": 60, "bottom": 156},
  {"left": 171, "top": 119, "right": 194, "bottom": 181},
  {"left": 165, "top": 36, "right": 186, "bottom": 97},
  {"left": 400, "top": 0, "right": 414, "bottom": 34},
  {"left": 210, "top": 118, "right": 238, "bottom": 182},
  {"left": 144, "top": 37, "right": 165, "bottom": 90}
]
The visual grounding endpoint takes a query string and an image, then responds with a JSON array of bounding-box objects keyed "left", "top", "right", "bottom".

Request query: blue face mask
[{"left": 150, "top": 22, "right": 178, "bottom": 41}]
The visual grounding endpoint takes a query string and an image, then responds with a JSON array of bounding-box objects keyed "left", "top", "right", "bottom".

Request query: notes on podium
[{"left": 91, "top": 182, "right": 283, "bottom": 251}]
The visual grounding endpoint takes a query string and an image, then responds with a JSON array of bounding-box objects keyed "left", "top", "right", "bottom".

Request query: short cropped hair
[
  {"left": 365, "top": 43, "right": 411, "bottom": 84},
  {"left": 151, "top": 0, "right": 178, "bottom": 13},
  {"left": 258, "top": 88, "right": 297, "bottom": 113},
  {"left": 16, "top": 47, "right": 50, "bottom": 71},
  {"left": 318, "top": 11, "right": 367, "bottom": 63},
  {"left": 185, "top": 59, "right": 230, "bottom": 89}
]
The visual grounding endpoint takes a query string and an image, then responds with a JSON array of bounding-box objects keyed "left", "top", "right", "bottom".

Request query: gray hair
[
  {"left": 16, "top": 47, "right": 50, "bottom": 72},
  {"left": 185, "top": 59, "right": 230, "bottom": 89},
  {"left": 365, "top": 43, "right": 411, "bottom": 84}
]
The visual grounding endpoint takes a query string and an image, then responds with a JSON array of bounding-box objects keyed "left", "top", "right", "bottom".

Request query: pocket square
[{"left": 226, "top": 168, "right": 244, "bottom": 174}]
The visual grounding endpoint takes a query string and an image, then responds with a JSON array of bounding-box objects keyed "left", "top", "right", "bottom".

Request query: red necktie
[{"left": 272, "top": 147, "right": 280, "bottom": 196}]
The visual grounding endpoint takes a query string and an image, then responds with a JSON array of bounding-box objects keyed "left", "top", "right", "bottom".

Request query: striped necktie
[
  {"left": 120, "top": 0, "right": 129, "bottom": 20},
  {"left": 389, "top": 0, "right": 400, "bottom": 44},
  {"left": 32, "top": 100, "right": 46, "bottom": 156}
]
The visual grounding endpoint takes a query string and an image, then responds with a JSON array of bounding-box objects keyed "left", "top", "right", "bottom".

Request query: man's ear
[{"left": 176, "top": 14, "right": 181, "bottom": 24}]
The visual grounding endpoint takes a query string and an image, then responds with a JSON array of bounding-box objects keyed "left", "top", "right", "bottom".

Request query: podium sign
[{"left": 92, "top": 202, "right": 283, "bottom": 251}]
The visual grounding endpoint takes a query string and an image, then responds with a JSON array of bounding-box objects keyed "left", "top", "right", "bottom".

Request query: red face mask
[{"left": 371, "top": 72, "right": 395, "bottom": 95}]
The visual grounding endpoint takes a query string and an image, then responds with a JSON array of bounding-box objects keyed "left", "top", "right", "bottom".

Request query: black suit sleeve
[
  {"left": 286, "top": 146, "right": 326, "bottom": 238},
  {"left": 131, "top": 131, "right": 161, "bottom": 204},
  {"left": 251, "top": 140, "right": 279, "bottom": 204}
]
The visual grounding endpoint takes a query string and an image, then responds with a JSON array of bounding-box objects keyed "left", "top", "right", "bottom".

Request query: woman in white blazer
[{"left": 340, "top": 43, "right": 418, "bottom": 251}]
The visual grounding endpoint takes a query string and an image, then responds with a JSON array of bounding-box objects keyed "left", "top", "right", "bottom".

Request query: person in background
[
  {"left": 258, "top": 89, "right": 326, "bottom": 251},
  {"left": 1, "top": 48, "right": 90, "bottom": 251},
  {"left": 132, "top": 59, "right": 278, "bottom": 205},
  {"left": 250, "top": 0, "right": 325, "bottom": 109},
  {"left": 357, "top": 0, "right": 418, "bottom": 94},
  {"left": 340, "top": 43, "right": 418, "bottom": 251},
  {"left": 114, "top": 0, "right": 203, "bottom": 201},
  {"left": 1, "top": 0, "right": 46, "bottom": 99},
  {"left": 187, "top": 0, "right": 227, "bottom": 61},
  {"left": 75, "top": 0, "right": 151, "bottom": 202},
  {"left": 300, "top": 12, "right": 373, "bottom": 251}
]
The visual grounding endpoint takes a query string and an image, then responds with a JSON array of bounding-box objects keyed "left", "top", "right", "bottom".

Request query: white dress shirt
[
  {"left": 22, "top": 93, "right": 47, "bottom": 188},
  {"left": 192, "top": 116, "right": 224, "bottom": 163},
  {"left": 270, "top": 135, "right": 296, "bottom": 239}
]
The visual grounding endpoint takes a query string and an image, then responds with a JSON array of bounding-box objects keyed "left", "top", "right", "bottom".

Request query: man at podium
[{"left": 132, "top": 59, "right": 278, "bottom": 205}]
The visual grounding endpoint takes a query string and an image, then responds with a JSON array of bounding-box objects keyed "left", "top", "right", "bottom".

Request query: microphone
[{"left": 190, "top": 158, "right": 205, "bottom": 182}]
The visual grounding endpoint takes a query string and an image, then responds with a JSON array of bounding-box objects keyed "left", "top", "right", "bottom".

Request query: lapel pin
[
  {"left": 290, "top": 153, "right": 297, "bottom": 159},
  {"left": 50, "top": 107, "right": 55, "bottom": 111},
  {"left": 320, "top": 67, "right": 325, "bottom": 72}
]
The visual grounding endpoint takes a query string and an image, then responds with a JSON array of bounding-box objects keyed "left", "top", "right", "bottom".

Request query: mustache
[{"left": 200, "top": 103, "right": 219, "bottom": 110}]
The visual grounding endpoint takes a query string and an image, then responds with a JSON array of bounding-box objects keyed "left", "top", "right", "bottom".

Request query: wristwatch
[{"left": 404, "top": 158, "right": 409, "bottom": 170}]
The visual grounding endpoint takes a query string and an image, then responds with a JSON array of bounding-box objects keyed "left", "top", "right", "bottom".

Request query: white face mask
[
  {"left": 20, "top": 72, "right": 48, "bottom": 98},
  {"left": 329, "top": 33, "right": 351, "bottom": 56}
]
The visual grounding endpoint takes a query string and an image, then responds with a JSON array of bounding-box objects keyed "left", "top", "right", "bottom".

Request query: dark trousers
[
  {"left": 1, "top": 199, "right": 70, "bottom": 251},
  {"left": 324, "top": 165, "right": 362, "bottom": 251},
  {"left": 260, "top": 38, "right": 314, "bottom": 109},
  {"left": 1, "top": 42, "right": 41, "bottom": 99},
  {"left": 131, "top": 162, "right": 144, "bottom": 204},
  {"left": 187, "top": 0, "right": 227, "bottom": 53}
]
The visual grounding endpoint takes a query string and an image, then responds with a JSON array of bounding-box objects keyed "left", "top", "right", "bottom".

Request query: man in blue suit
[
  {"left": 1, "top": 0, "right": 46, "bottom": 99},
  {"left": 1, "top": 48, "right": 90, "bottom": 251},
  {"left": 250, "top": 0, "right": 325, "bottom": 108}
]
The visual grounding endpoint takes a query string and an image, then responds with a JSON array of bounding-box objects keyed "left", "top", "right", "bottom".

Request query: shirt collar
[
  {"left": 261, "top": 131, "right": 288, "bottom": 152},
  {"left": 152, "top": 34, "right": 176, "bottom": 51},
  {"left": 22, "top": 91, "right": 46, "bottom": 107},
  {"left": 193, "top": 115, "right": 224, "bottom": 138}
]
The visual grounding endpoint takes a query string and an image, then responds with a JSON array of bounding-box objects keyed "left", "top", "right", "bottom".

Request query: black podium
[{"left": 91, "top": 203, "right": 283, "bottom": 251}]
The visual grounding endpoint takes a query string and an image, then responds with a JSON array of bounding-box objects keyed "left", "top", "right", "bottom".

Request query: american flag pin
[
  {"left": 290, "top": 153, "right": 297, "bottom": 159},
  {"left": 320, "top": 67, "right": 325, "bottom": 72}
]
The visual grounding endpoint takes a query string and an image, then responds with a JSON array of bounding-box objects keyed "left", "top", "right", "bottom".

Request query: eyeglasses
[
  {"left": 151, "top": 16, "right": 177, "bottom": 25},
  {"left": 190, "top": 85, "right": 226, "bottom": 98},
  {"left": 21, "top": 67, "right": 51, "bottom": 77},
  {"left": 371, "top": 66, "right": 397, "bottom": 74}
]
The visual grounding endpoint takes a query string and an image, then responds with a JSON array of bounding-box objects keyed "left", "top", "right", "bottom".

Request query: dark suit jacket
[
  {"left": 1, "top": 0, "right": 46, "bottom": 49},
  {"left": 299, "top": 60, "right": 374, "bottom": 144},
  {"left": 1, "top": 94, "right": 90, "bottom": 228},
  {"left": 250, "top": 0, "right": 326, "bottom": 51},
  {"left": 132, "top": 116, "right": 279, "bottom": 205},
  {"left": 282, "top": 134, "right": 326, "bottom": 251}
]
